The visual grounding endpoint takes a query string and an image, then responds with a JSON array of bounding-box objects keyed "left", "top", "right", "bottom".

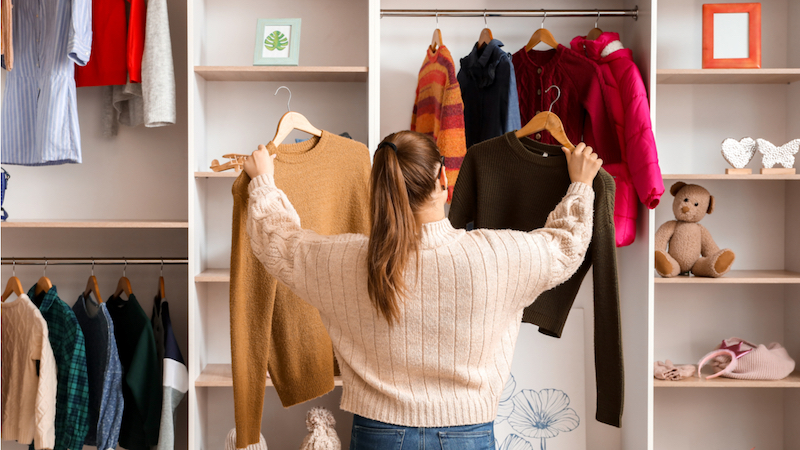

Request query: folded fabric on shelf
[{"left": 653, "top": 360, "right": 695, "bottom": 381}]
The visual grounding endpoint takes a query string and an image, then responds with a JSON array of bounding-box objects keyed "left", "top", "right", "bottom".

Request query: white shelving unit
[
  {"left": 187, "top": 0, "right": 374, "bottom": 448},
  {"left": 652, "top": 1, "right": 800, "bottom": 449}
]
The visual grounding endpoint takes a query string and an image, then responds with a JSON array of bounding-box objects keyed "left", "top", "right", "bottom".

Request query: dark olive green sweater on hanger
[{"left": 449, "top": 131, "right": 622, "bottom": 428}]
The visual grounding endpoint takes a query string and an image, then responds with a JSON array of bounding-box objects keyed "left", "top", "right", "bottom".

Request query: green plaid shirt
[{"left": 29, "top": 285, "right": 90, "bottom": 450}]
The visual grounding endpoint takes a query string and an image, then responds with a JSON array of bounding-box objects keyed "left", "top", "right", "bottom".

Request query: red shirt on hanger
[{"left": 75, "top": 0, "right": 146, "bottom": 87}]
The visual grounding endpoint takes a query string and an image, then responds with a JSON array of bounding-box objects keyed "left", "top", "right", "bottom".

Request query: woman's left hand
[{"left": 244, "top": 144, "right": 277, "bottom": 179}]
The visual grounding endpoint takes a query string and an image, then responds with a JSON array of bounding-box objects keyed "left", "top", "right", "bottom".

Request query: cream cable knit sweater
[
  {"left": 246, "top": 174, "right": 594, "bottom": 427},
  {"left": 2, "top": 294, "right": 57, "bottom": 449}
]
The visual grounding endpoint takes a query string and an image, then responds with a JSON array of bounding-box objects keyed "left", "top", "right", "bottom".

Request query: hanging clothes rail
[
  {"left": 1, "top": 257, "right": 188, "bottom": 266},
  {"left": 380, "top": 8, "right": 638, "bottom": 20}
]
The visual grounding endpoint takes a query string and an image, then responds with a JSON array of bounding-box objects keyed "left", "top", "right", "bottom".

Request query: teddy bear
[{"left": 654, "top": 182, "right": 735, "bottom": 278}]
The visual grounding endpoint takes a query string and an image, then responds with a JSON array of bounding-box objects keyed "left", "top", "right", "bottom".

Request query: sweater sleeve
[
  {"left": 438, "top": 78, "right": 468, "bottom": 202},
  {"left": 619, "top": 61, "right": 663, "bottom": 208},
  {"left": 448, "top": 146, "right": 477, "bottom": 228},
  {"left": 590, "top": 170, "right": 624, "bottom": 427},
  {"left": 246, "top": 173, "right": 362, "bottom": 309},
  {"left": 523, "top": 182, "right": 595, "bottom": 301},
  {"left": 35, "top": 327, "right": 57, "bottom": 450},
  {"left": 141, "top": 0, "right": 177, "bottom": 127}
]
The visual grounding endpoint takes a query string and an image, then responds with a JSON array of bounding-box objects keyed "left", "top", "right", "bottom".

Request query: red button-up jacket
[{"left": 512, "top": 44, "right": 619, "bottom": 161}]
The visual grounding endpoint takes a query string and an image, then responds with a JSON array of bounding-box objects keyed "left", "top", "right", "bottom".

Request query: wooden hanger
[
  {"left": 2, "top": 277, "right": 24, "bottom": 302},
  {"left": 478, "top": 28, "right": 493, "bottom": 48},
  {"left": 478, "top": 11, "right": 493, "bottom": 48},
  {"left": 2, "top": 260, "right": 24, "bottom": 302},
  {"left": 515, "top": 85, "right": 576, "bottom": 150},
  {"left": 113, "top": 260, "right": 133, "bottom": 299},
  {"left": 35, "top": 259, "right": 53, "bottom": 296},
  {"left": 525, "top": 12, "right": 559, "bottom": 51},
  {"left": 587, "top": 11, "right": 603, "bottom": 41},
  {"left": 430, "top": 11, "right": 443, "bottom": 52},
  {"left": 430, "top": 29, "right": 443, "bottom": 52},
  {"left": 270, "top": 86, "right": 321, "bottom": 147},
  {"left": 83, "top": 259, "right": 103, "bottom": 303}
]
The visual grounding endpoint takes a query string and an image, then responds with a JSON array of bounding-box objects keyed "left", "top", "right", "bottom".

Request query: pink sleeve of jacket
[{"left": 617, "top": 61, "right": 664, "bottom": 208}]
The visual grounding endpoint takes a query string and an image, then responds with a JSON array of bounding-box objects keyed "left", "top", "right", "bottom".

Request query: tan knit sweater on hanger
[
  {"left": 229, "top": 131, "right": 371, "bottom": 448},
  {"left": 246, "top": 173, "right": 595, "bottom": 427}
]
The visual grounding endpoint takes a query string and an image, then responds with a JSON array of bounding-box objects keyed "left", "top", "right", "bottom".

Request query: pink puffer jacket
[{"left": 571, "top": 32, "right": 664, "bottom": 247}]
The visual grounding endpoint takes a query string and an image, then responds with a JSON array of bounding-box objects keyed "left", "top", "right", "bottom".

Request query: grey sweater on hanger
[{"left": 104, "top": 0, "right": 176, "bottom": 136}]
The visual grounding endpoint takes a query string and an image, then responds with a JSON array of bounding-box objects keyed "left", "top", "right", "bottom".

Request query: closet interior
[{"left": 3, "top": 0, "right": 799, "bottom": 449}]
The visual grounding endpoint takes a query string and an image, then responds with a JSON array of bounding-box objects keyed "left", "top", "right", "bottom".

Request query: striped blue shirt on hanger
[{"left": 1, "top": 0, "right": 91, "bottom": 166}]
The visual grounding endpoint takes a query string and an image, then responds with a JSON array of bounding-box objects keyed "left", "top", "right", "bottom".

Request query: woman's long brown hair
[{"left": 367, "top": 131, "right": 442, "bottom": 325}]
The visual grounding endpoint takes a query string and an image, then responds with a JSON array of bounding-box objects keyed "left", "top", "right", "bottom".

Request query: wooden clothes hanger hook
[
  {"left": 275, "top": 86, "right": 292, "bottom": 112},
  {"left": 123, "top": 259, "right": 127, "bottom": 277},
  {"left": 436, "top": 10, "right": 439, "bottom": 26},
  {"left": 12, "top": 258, "right": 16, "bottom": 277},
  {"left": 161, "top": 259, "right": 164, "bottom": 276},
  {"left": 596, "top": 10, "right": 600, "bottom": 29},
  {"left": 541, "top": 11, "right": 547, "bottom": 29},
  {"left": 484, "top": 10, "right": 487, "bottom": 26},
  {"left": 546, "top": 85, "right": 562, "bottom": 112}
]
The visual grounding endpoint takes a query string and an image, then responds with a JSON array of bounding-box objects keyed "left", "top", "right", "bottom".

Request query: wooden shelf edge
[
  {"left": 195, "top": 269, "right": 231, "bottom": 283},
  {"left": 194, "top": 171, "right": 239, "bottom": 178},
  {"left": 654, "top": 369, "right": 800, "bottom": 388},
  {"left": 662, "top": 173, "right": 800, "bottom": 180},
  {"left": 1, "top": 220, "right": 189, "bottom": 229},
  {"left": 195, "top": 364, "right": 343, "bottom": 387},
  {"left": 194, "top": 66, "right": 369, "bottom": 82},
  {"left": 655, "top": 270, "right": 800, "bottom": 284},
  {"left": 657, "top": 68, "right": 800, "bottom": 84}
]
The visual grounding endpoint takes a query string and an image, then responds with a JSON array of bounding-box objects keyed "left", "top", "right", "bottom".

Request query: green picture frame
[{"left": 253, "top": 18, "right": 301, "bottom": 66}]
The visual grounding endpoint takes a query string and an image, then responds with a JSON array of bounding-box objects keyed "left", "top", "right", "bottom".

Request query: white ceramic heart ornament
[
  {"left": 721, "top": 138, "right": 756, "bottom": 169},
  {"left": 757, "top": 139, "right": 800, "bottom": 168}
]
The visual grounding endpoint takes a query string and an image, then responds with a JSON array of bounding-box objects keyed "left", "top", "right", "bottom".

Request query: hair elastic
[{"left": 380, "top": 141, "right": 398, "bottom": 154}]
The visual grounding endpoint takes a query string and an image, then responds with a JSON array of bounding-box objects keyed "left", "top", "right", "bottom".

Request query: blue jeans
[{"left": 349, "top": 414, "right": 495, "bottom": 450}]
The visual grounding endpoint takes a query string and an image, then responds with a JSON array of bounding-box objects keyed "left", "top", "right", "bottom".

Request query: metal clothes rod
[
  {"left": 1, "top": 257, "right": 188, "bottom": 266},
  {"left": 380, "top": 8, "right": 639, "bottom": 20}
]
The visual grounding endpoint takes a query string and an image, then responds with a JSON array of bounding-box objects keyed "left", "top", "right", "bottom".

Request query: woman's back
[{"left": 246, "top": 172, "right": 595, "bottom": 427}]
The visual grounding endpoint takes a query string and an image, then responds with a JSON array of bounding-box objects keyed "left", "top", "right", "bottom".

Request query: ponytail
[{"left": 367, "top": 132, "right": 441, "bottom": 325}]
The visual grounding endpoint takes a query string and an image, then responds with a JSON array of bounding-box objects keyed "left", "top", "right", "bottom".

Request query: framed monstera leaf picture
[{"left": 254, "top": 19, "right": 301, "bottom": 66}]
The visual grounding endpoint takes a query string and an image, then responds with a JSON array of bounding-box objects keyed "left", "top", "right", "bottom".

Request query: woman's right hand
[
  {"left": 562, "top": 143, "right": 602, "bottom": 186},
  {"left": 244, "top": 144, "right": 277, "bottom": 179}
]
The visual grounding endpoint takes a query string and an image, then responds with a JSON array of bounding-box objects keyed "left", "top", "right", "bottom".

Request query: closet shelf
[
  {"left": 1, "top": 220, "right": 189, "bottom": 229},
  {"left": 194, "top": 66, "right": 369, "bottom": 82},
  {"left": 195, "top": 171, "right": 238, "bottom": 178},
  {"left": 195, "top": 364, "right": 343, "bottom": 387},
  {"left": 654, "top": 369, "right": 800, "bottom": 388},
  {"left": 195, "top": 269, "right": 230, "bottom": 282},
  {"left": 655, "top": 270, "right": 800, "bottom": 284},
  {"left": 662, "top": 173, "right": 800, "bottom": 181},
  {"left": 657, "top": 69, "right": 800, "bottom": 84}
]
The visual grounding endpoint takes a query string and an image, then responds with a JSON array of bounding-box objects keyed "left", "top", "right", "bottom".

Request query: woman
[{"left": 243, "top": 131, "right": 601, "bottom": 450}]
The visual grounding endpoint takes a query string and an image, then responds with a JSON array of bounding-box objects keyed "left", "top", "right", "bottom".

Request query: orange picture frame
[{"left": 702, "top": 3, "right": 761, "bottom": 69}]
